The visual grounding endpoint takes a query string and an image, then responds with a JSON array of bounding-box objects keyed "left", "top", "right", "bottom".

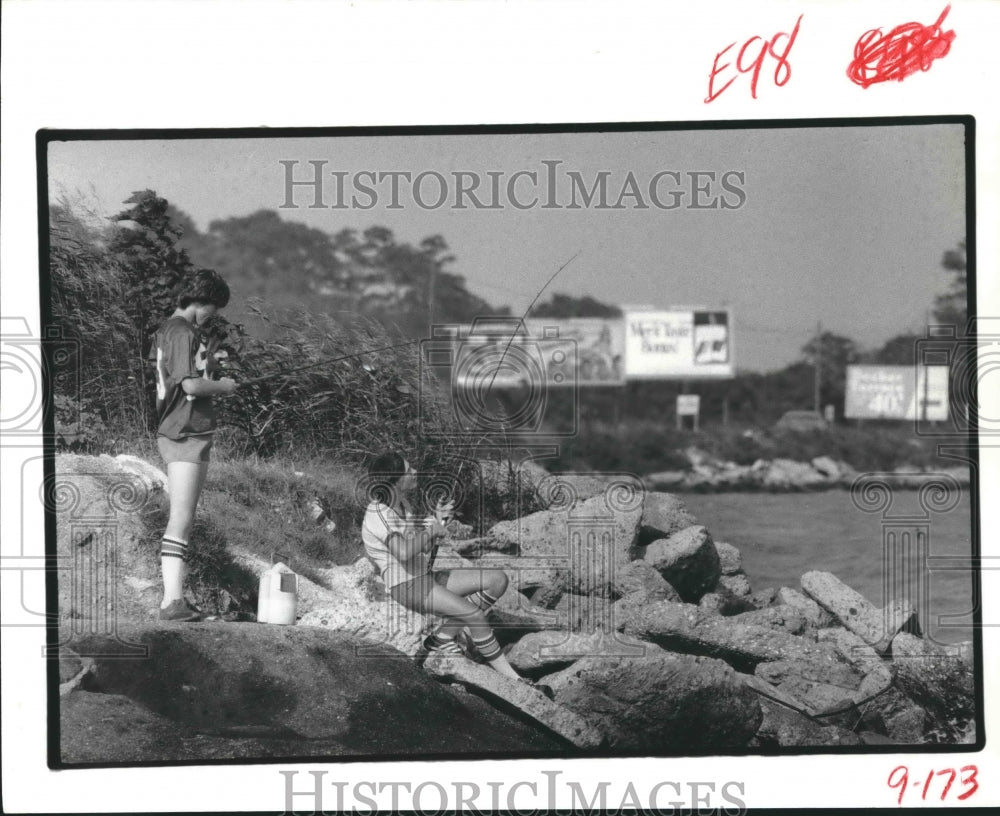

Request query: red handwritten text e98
[{"left": 705, "top": 15, "right": 803, "bottom": 103}]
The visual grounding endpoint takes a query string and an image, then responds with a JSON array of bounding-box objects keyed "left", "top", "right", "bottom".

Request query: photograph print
[{"left": 42, "top": 120, "right": 980, "bottom": 767}]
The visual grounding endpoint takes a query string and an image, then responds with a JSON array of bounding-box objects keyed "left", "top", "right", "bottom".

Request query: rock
[
  {"left": 816, "top": 627, "right": 886, "bottom": 675},
  {"left": 891, "top": 632, "right": 975, "bottom": 727},
  {"left": 872, "top": 688, "right": 929, "bottom": 743},
  {"left": 109, "top": 454, "right": 168, "bottom": 493},
  {"left": 643, "top": 471, "right": 688, "bottom": 491},
  {"left": 612, "top": 560, "right": 680, "bottom": 603},
  {"left": 484, "top": 492, "right": 644, "bottom": 596},
  {"left": 810, "top": 456, "right": 842, "bottom": 479},
  {"left": 507, "top": 630, "right": 648, "bottom": 677},
  {"left": 714, "top": 541, "right": 743, "bottom": 575},
  {"left": 66, "top": 623, "right": 563, "bottom": 759},
  {"left": 762, "top": 459, "right": 828, "bottom": 490},
  {"left": 636, "top": 492, "right": 698, "bottom": 550},
  {"left": 717, "top": 573, "right": 753, "bottom": 597},
  {"left": 544, "top": 650, "right": 760, "bottom": 751},
  {"left": 55, "top": 454, "right": 167, "bottom": 633},
  {"left": 755, "top": 658, "right": 862, "bottom": 716},
  {"left": 300, "top": 559, "right": 429, "bottom": 655},
  {"left": 553, "top": 592, "right": 614, "bottom": 634},
  {"left": 698, "top": 587, "right": 756, "bottom": 616},
  {"left": 422, "top": 654, "right": 603, "bottom": 749},
  {"left": 749, "top": 587, "right": 777, "bottom": 608},
  {"left": 642, "top": 525, "right": 721, "bottom": 602},
  {"left": 485, "top": 587, "right": 564, "bottom": 640},
  {"left": 775, "top": 587, "right": 835, "bottom": 628},
  {"left": 61, "top": 691, "right": 191, "bottom": 763},
  {"left": 59, "top": 649, "right": 84, "bottom": 683},
  {"left": 620, "top": 600, "right": 844, "bottom": 672},
  {"left": 801, "top": 571, "right": 919, "bottom": 650},
  {"left": 728, "top": 605, "right": 808, "bottom": 635},
  {"left": 534, "top": 472, "right": 638, "bottom": 509},
  {"left": 753, "top": 698, "right": 862, "bottom": 747}
]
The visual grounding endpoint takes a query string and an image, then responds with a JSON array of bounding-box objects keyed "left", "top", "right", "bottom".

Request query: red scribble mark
[
  {"left": 847, "top": 4, "right": 955, "bottom": 88},
  {"left": 705, "top": 15, "right": 803, "bottom": 103}
]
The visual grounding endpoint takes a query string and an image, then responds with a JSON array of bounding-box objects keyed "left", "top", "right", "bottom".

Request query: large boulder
[
  {"left": 612, "top": 560, "right": 681, "bottom": 603},
  {"left": 775, "top": 586, "right": 835, "bottom": 629},
  {"left": 755, "top": 658, "right": 862, "bottom": 714},
  {"left": 507, "top": 630, "right": 649, "bottom": 678},
  {"left": 762, "top": 459, "right": 828, "bottom": 490},
  {"left": 484, "top": 491, "right": 644, "bottom": 596},
  {"left": 422, "top": 654, "right": 604, "bottom": 749},
  {"left": 642, "top": 525, "right": 721, "bottom": 602},
  {"left": 533, "top": 472, "right": 637, "bottom": 509},
  {"left": 544, "top": 649, "right": 761, "bottom": 751},
  {"left": 620, "top": 600, "right": 847, "bottom": 672},
  {"left": 55, "top": 454, "right": 167, "bottom": 632},
  {"left": 64, "top": 623, "right": 563, "bottom": 761},
  {"left": 636, "top": 492, "right": 697, "bottom": 550},
  {"left": 801, "top": 571, "right": 919, "bottom": 650}
]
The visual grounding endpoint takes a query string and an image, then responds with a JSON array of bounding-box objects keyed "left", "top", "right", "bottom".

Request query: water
[{"left": 682, "top": 490, "right": 975, "bottom": 645}]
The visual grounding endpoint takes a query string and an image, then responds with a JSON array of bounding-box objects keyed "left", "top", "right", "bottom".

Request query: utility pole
[
  {"left": 921, "top": 309, "right": 930, "bottom": 422},
  {"left": 427, "top": 265, "right": 436, "bottom": 331},
  {"left": 813, "top": 321, "right": 822, "bottom": 414}
]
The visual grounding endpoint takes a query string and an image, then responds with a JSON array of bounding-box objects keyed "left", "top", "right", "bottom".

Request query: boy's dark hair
[
  {"left": 368, "top": 451, "right": 407, "bottom": 485},
  {"left": 177, "top": 268, "right": 230, "bottom": 309}
]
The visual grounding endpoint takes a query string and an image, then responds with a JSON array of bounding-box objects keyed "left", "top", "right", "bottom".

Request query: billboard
[
  {"left": 845, "top": 365, "right": 949, "bottom": 420},
  {"left": 429, "top": 316, "right": 626, "bottom": 390},
  {"left": 623, "top": 310, "right": 734, "bottom": 379}
]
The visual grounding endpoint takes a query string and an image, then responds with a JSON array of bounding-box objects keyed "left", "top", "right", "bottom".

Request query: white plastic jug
[{"left": 257, "top": 562, "right": 298, "bottom": 625}]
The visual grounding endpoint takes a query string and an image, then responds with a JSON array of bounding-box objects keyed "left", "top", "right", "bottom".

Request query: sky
[{"left": 45, "top": 123, "right": 967, "bottom": 372}]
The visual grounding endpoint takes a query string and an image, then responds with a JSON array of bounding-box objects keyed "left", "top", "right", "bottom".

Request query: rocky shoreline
[
  {"left": 643, "top": 447, "right": 970, "bottom": 493},
  {"left": 56, "top": 454, "right": 975, "bottom": 763}
]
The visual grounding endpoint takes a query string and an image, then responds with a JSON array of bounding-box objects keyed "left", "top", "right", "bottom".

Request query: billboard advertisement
[
  {"left": 428, "top": 317, "right": 624, "bottom": 389},
  {"left": 845, "top": 365, "right": 949, "bottom": 420},
  {"left": 623, "top": 310, "right": 734, "bottom": 379}
]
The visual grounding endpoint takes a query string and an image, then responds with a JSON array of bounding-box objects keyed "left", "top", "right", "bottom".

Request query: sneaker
[
  {"left": 422, "top": 635, "right": 464, "bottom": 656},
  {"left": 159, "top": 599, "right": 202, "bottom": 622}
]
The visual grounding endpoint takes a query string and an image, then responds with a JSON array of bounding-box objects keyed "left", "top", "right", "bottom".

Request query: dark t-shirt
[{"left": 152, "top": 316, "right": 216, "bottom": 439}]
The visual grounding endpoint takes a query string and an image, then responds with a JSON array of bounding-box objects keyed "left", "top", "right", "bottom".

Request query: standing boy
[{"left": 152, "top": 269, "right": 237, "bottom": 621}]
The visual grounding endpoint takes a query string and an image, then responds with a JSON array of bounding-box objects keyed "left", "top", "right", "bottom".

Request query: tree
[
  {"left": 933, "top": 240, "right": 967, "bottom": 330},
  {"left": 108, "top": 190, "right": 197, "bottom": 352},
  {"left": 529, "top": 292, "right": 622, "bottom": 318},
  {"left": 800, "top": 331, "right": 860, "bottom": 418},
  {"left": 867, "top": 332, "right": 921, "bottom": 365}
]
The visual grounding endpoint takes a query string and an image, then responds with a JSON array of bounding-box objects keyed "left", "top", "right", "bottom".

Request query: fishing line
[{"left": 483, "top": 250, "right": 582, "bottom": 398}]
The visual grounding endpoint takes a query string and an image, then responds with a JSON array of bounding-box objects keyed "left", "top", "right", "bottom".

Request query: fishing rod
[
  {"left": 483, "top": 250, "right": 582, "bottom": 396},
  {"left": 233, "top": 338, "right": 421, "bottom": 388},
  {"left": 184, "top": 337, "right": 419, "bottom": 401}
]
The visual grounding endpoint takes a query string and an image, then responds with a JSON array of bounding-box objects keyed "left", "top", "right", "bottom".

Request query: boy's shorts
[
  {"left": 389, "top": 570, "right": 451, "bottom": 611},
  {"left": 157, "top": 434, "right": 214, "bottom": 465}
]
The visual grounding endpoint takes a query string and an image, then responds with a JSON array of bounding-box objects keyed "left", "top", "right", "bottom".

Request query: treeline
[
  {"left": 47, "top": 189, "right": 968, "bottom": 457},
  {"left": 47, "top": 191, "right": 476, "bottom": 463}
]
